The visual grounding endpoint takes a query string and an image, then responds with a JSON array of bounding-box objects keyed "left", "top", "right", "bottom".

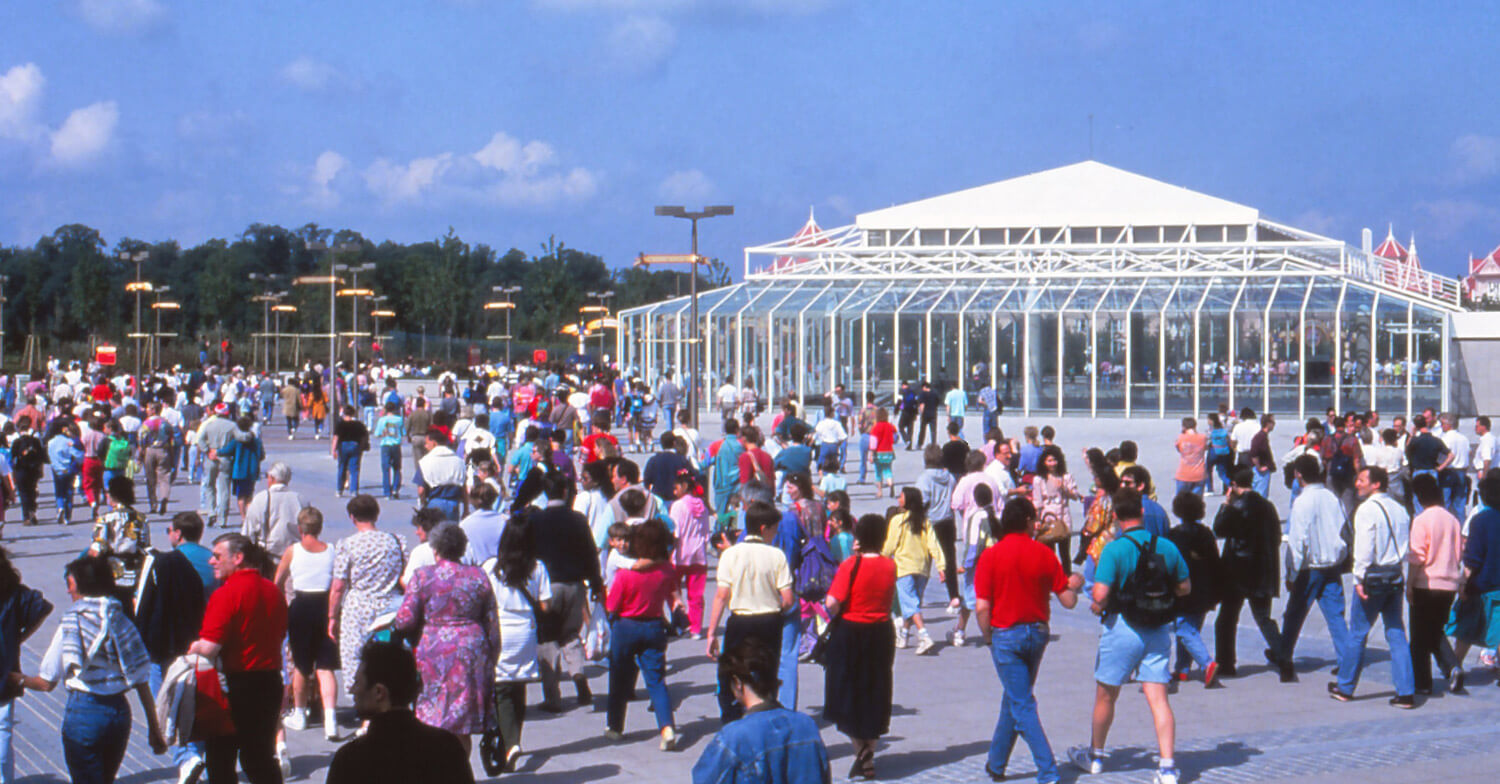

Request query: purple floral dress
[{"left": 393, "top": 559, "right": 499, "bottom": 734}]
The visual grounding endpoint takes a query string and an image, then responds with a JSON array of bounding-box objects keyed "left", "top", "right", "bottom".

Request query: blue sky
[{"left": 3, "top": 1, "right": 1499, "bottom": 279}]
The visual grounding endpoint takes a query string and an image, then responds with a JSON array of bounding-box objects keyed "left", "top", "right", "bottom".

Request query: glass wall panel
[
  {"left": 1374, "top": 298, "right": 1411, "bottom": 415},
  {"left": 1267, "top": 283, "right": 1305, "bottom": 415},
  {"left": 1198, "top": 278, "right": 1239, "bottom": 415},
  {"left": 1235, "top": 279, "right": 1276, "bottom": 414},
  {"left": 1339, "top": 287, "right": 1376, "bottom": 415},
  {"left": 1062, "top": 281, "right": 1110, "bottom": 411},
  {"left": 1130, "top": 282, "right": 1173, "bottom": 414},
  {"left": 1303, "top": 279, "right": 1343, "bottom": 417},
  {"left": 1412, "top": 305, "right": 1444, "bottom": 413},
  {"left": 1163, "top": 280, "right": 1202, "bottom": 413},
  {"left": 1095, "top": 282, "right": 1137, "bottom": 413}
]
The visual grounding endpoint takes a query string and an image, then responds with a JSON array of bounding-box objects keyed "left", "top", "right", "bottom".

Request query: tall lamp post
[
  {"left": 121, "top": 249, "right": 151, "bottom": 383},
  {"left": 585, "top": 290, "right": 615, "bottom": 361},
  {"left": 370, "top": 300, "right": 394, "bottom": 363},
  {"left": 272, "top": 304, "right": 297, "bottom": 376},
  {"left": 486, "top": 285, "right": 521, "bottom": 366},
  {"left": 150, "top": 297, "right": 179, "bottom": 370},
  {"left": 648, "top": 204, "right": 733, "bottom": 429},
  {"left": 300, "top": 240, "right": 359, "bottom": 410},
  {"left": 248, "top": 273, "right": 283, "bottom": 371}
]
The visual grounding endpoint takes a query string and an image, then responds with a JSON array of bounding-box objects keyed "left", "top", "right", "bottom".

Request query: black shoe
[
  {"left": 1389, "top": 695, "right": 1416, "bottom": 709},
  {"left": 1415, "top": 686, "right": 1433, "bottom": 696},
  {"left": 576, "top": 680, "right": 593, "bottom": 707},
  {"left": 1218, "top": 663, "right": 1237, "bottom": 678},
  {"left": 1449, "top": 670, "right": 1468, "bottom": 695},
  {"left": 985, "top": 765, "right": 1008, "bottom": 782},
  {"left": 1279, "top": 666, "right": 1299, "bottom": 683},
  {"left": 1327, "top": 682, "right": 1354, "bottom": 702}
]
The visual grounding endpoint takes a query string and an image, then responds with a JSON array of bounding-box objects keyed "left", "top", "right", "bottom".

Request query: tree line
[{"left": 0, "top": 222, "right": 728, "bottom": 362}]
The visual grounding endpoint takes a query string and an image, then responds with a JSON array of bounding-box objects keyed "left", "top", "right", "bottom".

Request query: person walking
[
  {"left": 46, "top": 422, "right": 84, "bottom": 525},
  {"left": 280, "top": 378, "right": 301, "bottom": 440},
  {"left": 8, "top": 417, "right": 43, "bottom": 527},
  {"left": 670, "top": 468, "right": 713, "bottom": 638},
  {"left": 916, "top": 444, "right": 961, "bottom": 613},
  {"left": 1278, "top": 454, "right": 1354, "bottom": 676},
  {"left": 604, "top": 518, "right": 684, "bottom": 750},
  {"left": 869, "top": 408, "right": 898, "bottom": 499},
  {"left": 482, "top": 514, "right": 551, "bottom": 772},
  {"left": 273, "top": 507, "right": 342, "bottom": 741},
  {"left": 1068, "top": 488, "right": 1190, "bottom": 784},
  {"left": 822, "top": 513, "right": 898, "bottom": 780},
  {"left": 1405, "top": 474, "right": 1464, "bottom": 695},
  {"left": 1330, "top": 467, "right": 1416, "bottom": 707},
  {"left": 242, "top": 462, "right": 310, "bottom": 557},
  {"left": 704, "top": 501, "right": 794, "bottom": 723},
  {"left": 15, "top": 557, "right": 167, "bottom": 783},
  {"left": 975, "top": 497, "right": 1081, "bottom": 784},
  {"left": 0, "top": 547, "right": 52, "bottom": 782},
  {"left": 1165, "top": 492, "right": 1222, "bottom": 685},
  {"left": 332, "top": 406, "right": 370, "bottom": 498},
  {"left": 220, "top": 416, "right": 265, "bottom": 522},
  {"left": 197, "top": 404, "right": 238, "bottom": 528},
  {"left": 1030, "top": 445, "right": 1081, "bottom": 576},
  {"left": 530, "top": 471, "right": 604, "bottom": 712},
  {"left": 1212, "top": 470, "right": 1290, "bottom": 680},
  {"left": 882, "top": 486, "right": 945, "bottom": 656},
  {"left": 329, "top": 496, "right": 407, "bottom": 701},
  {"left": 392, "top": 525, "right": 498, "bottom": 753},
  {"left": 373, "top": 402, "right": 407, "bottom": 500},
  {"left": 138, "top": 403, "right": 176, "bottom": 515}
]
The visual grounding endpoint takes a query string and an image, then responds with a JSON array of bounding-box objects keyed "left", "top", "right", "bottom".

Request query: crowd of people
[{"left": 0, "top": 356, "right": 1497, "bottom": 784}]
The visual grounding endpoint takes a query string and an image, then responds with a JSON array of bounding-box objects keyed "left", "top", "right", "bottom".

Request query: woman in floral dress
[
  {"left": 329, "top": 495, "right": 405, "bottom": 694},
  {"left": 393, "top": 525, "right": 497, "bottom": 753}
]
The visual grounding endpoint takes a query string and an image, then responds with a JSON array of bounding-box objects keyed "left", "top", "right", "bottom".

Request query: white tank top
[{"left": 290, "top": 542, "right": 334, "bottom": 592}]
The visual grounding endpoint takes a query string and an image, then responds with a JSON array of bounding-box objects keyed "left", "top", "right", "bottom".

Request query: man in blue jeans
[
  {"left": 1069, "top": 489, "right": 1191, "bottom": 784},
  {"left": 372, "top": 401, "right": 407, "bottom": 499},
  {"left": 975, "top": 496, "right": 1082, "bottom": 783},
  {"left": 1278, "top": 454, "right": 1354, "bottom": 679}
]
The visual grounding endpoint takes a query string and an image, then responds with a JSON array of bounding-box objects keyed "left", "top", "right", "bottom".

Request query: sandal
[{"left": 849, "top": 747, "right": 875, "bottom": 780}]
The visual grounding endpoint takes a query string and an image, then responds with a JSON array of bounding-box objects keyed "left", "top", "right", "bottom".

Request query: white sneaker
[
  {"left": 660, "top": 726, "right": 679, "bottom": 751},
  {"left": 895, "top": 626, "right": 909, "bottom": 649},
  {"left": 1155, "top": 766, "right": 1181, "bottom": 784},
  {"left": 914, "top": 633, "right": 936, "bottom": 656},
  {"left": 178, "top": 756, "right": 205, "bottom": 784},
  {"left": 283, "top": 708, "right": 307, "bottom": 731},
  {"left": 950, "top": 629, "right": 966, "bottom": 647},
  {"left": 1068, "top": 745, "right": 1104, "bottom": 775},
  {"left": 277, "top": 745, "right": 291, "bottom": 778}
]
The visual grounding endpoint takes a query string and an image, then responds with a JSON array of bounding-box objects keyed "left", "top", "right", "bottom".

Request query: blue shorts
[
  {"left": 895, "top": 574, "right": 928, "bottom": 619},
  {"left": 959, "top": 544, "right": 982, "bottom": 611},
  {"left": 1094, "top": 613, "right": 1171, "bottom": 686}
]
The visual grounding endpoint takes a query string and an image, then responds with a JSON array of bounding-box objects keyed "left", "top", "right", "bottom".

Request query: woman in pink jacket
[
  {"left": 1407, "top": 474, "right": 1466, "bottom": 695},
  {"left": 669, "top": 467, "right": 712, "bottom": 638}
]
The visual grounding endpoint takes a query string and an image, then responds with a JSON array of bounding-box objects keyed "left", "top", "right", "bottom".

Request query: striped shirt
[{"left": 39, "top": 596, "right": 152, "bottom": 695}]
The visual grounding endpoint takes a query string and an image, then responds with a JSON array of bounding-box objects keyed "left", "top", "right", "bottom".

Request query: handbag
[
  {"left": 1360, "top": 500, "right": 1404, "bottom": 593},
  {"left": 518, "top": 584, "right": 563, "bottom": 645},
  {"left": 808, "top": 553, "right": 862, "bottom": 667},
  {"left": 1036, "top": 511, "right": 1069, "bottom": 544}
]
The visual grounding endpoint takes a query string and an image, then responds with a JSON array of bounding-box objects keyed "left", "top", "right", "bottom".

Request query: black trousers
[
  {"left": 1214, "top": 589, "right": 1284, "bottom": 669},
  {"left": 930, "top": 519, "right": 960, "bottom": 601},
  {"left": 1051, "top": 538, "right": 1072, "bottom": 576},
  {"left": 207, "top": 670, "right": 284, "bottom": 784},
  {"left": 898, "top": 415, "right": 916, "bottom": 448},
  {"left": 717, "top": 612, "right": 783, "bottom": 723},
  {"left": 1409, "top": 587, "right": 1459, "bottom": 691},
  {"left": 916, "top": 417, "right": 938, "bottom": 448}
]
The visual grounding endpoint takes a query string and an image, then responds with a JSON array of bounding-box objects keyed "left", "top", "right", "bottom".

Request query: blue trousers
[
  {"left": 379, "top": 444, "right": 403, "bottom": 497},
  {"left": 336, "top": 442, "right": 362, "bottom": 493},
  {"left": 150, "top": 662, "right": 205, "bottom": 768},
  {"left": 1173, "top": 612, "right": 1214, "bottom": 674},
  {"left": 778, "top": 612, "right": 801, "bottom": 710},
  {"left": 1251, "top": 467, "right": 1272, "bottom": 499},
  {"left": 54, "top": 473, "right": 77, "bottom": 520},
  {"left": 61, "top": 691, "right": 130, "bottom": 784},
  {"left": 607, "top": 618, "right": 675, "bottom": 732},
  {"left": 857, "top": 434, "right": 871, "bottom": 483},
  {"left": 987, "top": 623, "right": 1059, "bottom": 783},
  {"left": 1280, "top": 567, "right": 1353, "bottom": 667},
  {"left": 1339, "top": 584, "right": 1416, "bottom": 697}
]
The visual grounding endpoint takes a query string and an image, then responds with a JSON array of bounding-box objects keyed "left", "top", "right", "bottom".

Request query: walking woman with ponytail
[{"left": 881, "top": 486, "right": 945, "bottom": 655}]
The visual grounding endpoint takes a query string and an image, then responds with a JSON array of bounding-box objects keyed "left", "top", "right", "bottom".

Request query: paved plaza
[{"left": 5, "top": 413, "right": 1497, "bottom": 783}]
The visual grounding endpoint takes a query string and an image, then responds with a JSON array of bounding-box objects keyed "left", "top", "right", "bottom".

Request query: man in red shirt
[
  {"left": 580, "top": 411, "right": 620, "bottom": 463},
  {"left": 190, "top": 533, "right": 289, "bottom": 784},
  {"left": 973, "top": 499, "right": 1082, "bottom": 783},
  {"left": 737, "top": 425, "right": 774, "bottom": 491}
]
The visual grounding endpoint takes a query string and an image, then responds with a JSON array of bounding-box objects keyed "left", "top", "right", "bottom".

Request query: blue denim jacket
[{"left": 692, "top": 704, "right": 830, "bottom": 784}]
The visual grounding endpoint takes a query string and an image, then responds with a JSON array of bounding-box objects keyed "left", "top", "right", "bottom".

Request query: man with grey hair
[{"left": 242, "top": 461, "right": 309, "bottom": 555}]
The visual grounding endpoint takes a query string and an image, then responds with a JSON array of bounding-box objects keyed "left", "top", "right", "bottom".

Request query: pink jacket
[
  {"left": 1408, "top": 506, "right": 1465, "bottom": 591},
  {"left": 670, "top": 495, "right": 712, "bottom": 568}
]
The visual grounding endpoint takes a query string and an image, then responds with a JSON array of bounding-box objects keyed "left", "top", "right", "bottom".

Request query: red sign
[
  {"left": 96, "top": 345, "right": 117, "bottom": 366},
  {"left": 532, "top": 349, "right": 548, "bottom": 366}
]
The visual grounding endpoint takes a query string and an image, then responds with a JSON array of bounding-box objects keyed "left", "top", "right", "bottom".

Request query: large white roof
[{"left": 855, "top": 161, "right": 1260, "bottom": 231}]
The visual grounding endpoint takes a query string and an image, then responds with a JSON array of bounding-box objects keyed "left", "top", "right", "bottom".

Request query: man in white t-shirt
[
  {"left": 1475, "top": 416, "right": 1497, "bottom": 477},
  {"left": 1229, "top": 407, "right": 1261, "bottom": 469},
  {"left": 1440, "top": 413, "right": 1473, "bottom": 518}
]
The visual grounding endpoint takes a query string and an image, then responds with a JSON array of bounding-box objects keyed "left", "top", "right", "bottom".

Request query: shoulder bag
[
  {"left": 1360, "top": 500, "right": 1404, "bottom": 593},
  {"left": 808, "top": 553, "right": 863, "bottom": 667}
]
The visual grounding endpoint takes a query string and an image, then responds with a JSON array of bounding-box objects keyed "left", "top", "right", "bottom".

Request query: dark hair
[
  {"left": 972, "top": 481, "right": 994, "bottom": 509},
  {"left": 1479, "top": 469, "right": 1500, "bottom": 510},
  {"left": 1112, "top": 488, "right": 1143, "bottom": 522},
  {"left": 853, "top": 513, "right": 887, "bottom": 551},
  {"left": 947, "top": 419, "right": 962, "bottom": 437},
  {"left": 1362, "top": 466, "right": 1389, "bottom": 491},
  {"left": 1231, "top": 468, "right": 1254, "bottom": 490},
  {"left": 358, "top": 641, "right": 422, "bottom": 707},
  {"left": 922, "top": 443, "right": 943, "bottom": 469},
  {"left": 1293, "top": 453, "right": 1323, "bottom": 483},
  {"left": 745, "top": 501, "right": 780, "bottom": 536},
  {"left": 496, "top": 512, "right": 537, "bottom": 588},
  {"left": 1085, "top": 448, "right": 1119, "bottom": 495},
  {"left": 429, "top": 524, "right": 469, "bottom": 562},
  {"left": 964, "top": 450, "right": 986, "bottom": 475},
  {"left": 618, "top": 489, "right": 647, "bottom": 518},
  {"left": 107, "top": 475, "right": 135, "bottom": 507},
  {"left": 65, "top": 556, "right": 117, "bottom": 597},
  {"left": 898, "top": 486, "right": 927, "bottom": 535},
  {"left": 469, "top": 482, "right": 499, "bottom": 511},
  {"left": 785, "top": 472, "right": 814, "bottom": 502},
  {"left": 1208, "top": 412, "right": 1222, "bottom": 429},
  {"left": 1172, "top": 491, "right": 1205, "bottom": 523},
  {"left": 999, "top": 496, "right": 1036, "bottom": 536},
  {"left": 612, "top": 459, "right": 641, "bottom": 485},
  {"left": 1118, "top": 440, "right": 1138, "bottom": 462},
  {"left": 1040, "top": 425, "right": 1055, "bottom": 441},
  {"left": 171, "top": 511, "right": 205, "bottom": 543},
  {"left": 632, "top": 518, "right": 672, "bottom": 560},
  {"left": 346, "top": 494, "right": 380, "bottom": 523},
  {"left": 1036, "top": 444, "right": 1067, "bottom": 479},
  {"left": 1120, "top": 464, "right": 1152, "bottom": 495},
  {"left": 1412, "top": 473, "right": 1442, "bottom": 508},
  {"left": 410, "top": 507, "right": 447, "bottom": 534},
  {"left": 717, "top": 638, "right": 780, "bottom": 701}
]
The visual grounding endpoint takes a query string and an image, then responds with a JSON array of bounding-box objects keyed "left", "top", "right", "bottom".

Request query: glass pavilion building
[{"left": 619, "top": 162, "right": 1464, "bottom": 420}]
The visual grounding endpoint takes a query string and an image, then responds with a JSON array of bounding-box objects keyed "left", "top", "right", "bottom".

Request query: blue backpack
[{"left": 795, "top": 533, "right": 840, "bottom": 601}]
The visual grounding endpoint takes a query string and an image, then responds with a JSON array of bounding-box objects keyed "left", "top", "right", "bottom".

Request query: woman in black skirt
[{"left": 823, "top": 513, "right": 898, "bottom": 780}]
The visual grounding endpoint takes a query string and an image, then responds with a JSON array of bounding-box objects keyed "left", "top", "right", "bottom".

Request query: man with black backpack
[{"left": 1069, "top": 488, "right": 1190, "bottom": 784}]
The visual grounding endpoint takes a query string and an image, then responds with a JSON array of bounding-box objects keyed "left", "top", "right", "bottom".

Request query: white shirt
[
  {"left": 1441, "top": 429, "right": 1472, "bottom": 470},
  {"left": 1351, "top": 492, "right": 1410, "bottom": 581},
  {"left": 1285, "top": 484, "right": 1348, "bottom": 578},
  {"left": 812, "top": 417, "right": 848, "bottom": 445},
  {"left": 1361, "top": 442, "right": 1403, "bottom": 474},
  {"left": 1231, "top": 420, "right": 1260, "bottom": 455},
  {"left": 1476, "top": 431, "right": 1498, "bottom": 472}
]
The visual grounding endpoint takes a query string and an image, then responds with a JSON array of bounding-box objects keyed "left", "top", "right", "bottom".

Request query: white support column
[
  {"left": 1022, "top": 313, "right": 1032, "bottom": 417},
  {"left": 1332, "top": 282, "right": 1347, "bottom": 413},
  {"left": 1227, "top": 280, "right": 1246, "bottom": 414},
  {"left": 1124, "top": 310, "right": 1132, "bottom": 418},
  {"left": 1192, "top": 280, "right": 1212, "bottom": 418},
  {"left": 1298, "top": 283, "right": 1313, "bottom": 422},
  {"left": 1159, "top": 280, "right": 1179, "bottom": 418},
  {"left": 1369, "top": 293, "right": 1379, "bottom": 412},
  {"left": 1262, "top": 278, "right": 1280, "bottom": 415},
  {"left": 1406, "top": 304, "right": 1414, "bottom": 420},
  {"left": 1091, "top": 309, "right": 1100, "bottom": 417},
  {"left": 1442, "top": 312, "right": 1451, "bottom": 412}
]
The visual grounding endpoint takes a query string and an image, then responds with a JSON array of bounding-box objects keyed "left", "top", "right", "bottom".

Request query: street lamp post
[
  {"left": 370, "top": 299, "right": 394, "bottom": 362},
  {"left": 120, "top": 249, "right": 150, "bottom": 383},
  {"left": 585, "top": 290, "right": 615, "bottom": 362},
  {"left": 272, "top": 304, "right": 297, "bottom": 375},
  {"left": 150, "top": 296, "right": 179, "bottom": 370},
  {"left": 248, "top": 274, "right": 283, "bottom": 372},
  {"left": 487, "top": 285, "right": 521, "bottom": 366},
  {"left": 301, "top": 241, "right": 359, "bottom": 411},
  {"left": 650, "top": 204, "right": 733, "bottom": 429},
  {"left": 339, "top": 263, "right": 376, "bottom": 373}
]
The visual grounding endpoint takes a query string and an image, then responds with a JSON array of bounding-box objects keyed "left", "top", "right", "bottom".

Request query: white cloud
[
  {"left": 473, "top": 132, "right": 555, "bottom": 177},
  {"left": 279, "top": 57, "right": 357, "bottom": 94},
  {"left": 1417, "top": 198, "right": 1500, "bottom": 236},
  {"left": 604, "top": 16, "right": 677, "bottom": 73},
  {"left": 658, "top": 169, "right": 714, "bottom": 202},
  {"left": 0, "top": 63, "right": 45, "bottom": 141},
  {"left": 50, "top": 101, "right": 118, "bottom": 166},
  {"left": 308, "top": 150, "right": 350, "bottom": 208},
  {"left": 1451, "top": 133, "right": 1500, "bottom": 184},
  {"left": 364, "top": 154, "right": 455, "bottom": 204},
  {"left": 488, "top": 167, "right": 599, "bottom": 207},
  {"left": 72, "top": 0, "right": 167, "bottom": 35}
]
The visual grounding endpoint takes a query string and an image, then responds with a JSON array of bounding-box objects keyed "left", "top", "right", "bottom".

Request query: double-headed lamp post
[
  {"left": 486, "top": 285, "right": 522, "bottom": 367},
  {"left": 149, "top": 284, "right": 173, "bottom": 370},
  {"left": 584, "top": 289, "right": 614, "bottom": 360},
  {"left": 299, "top": 240, "right": 359, "bottom": 410},
  {"left": 272, "top": 304, "right": 298, "bottom": 376},
  {"left": 121, "top": 249, "right": 151, "bottom": 382},
  {"left": 649, "top": 204, "right": 733, "bottom": 429},
  {"left": 248, "top": 273, "right": 283, "bottom": 371}
]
